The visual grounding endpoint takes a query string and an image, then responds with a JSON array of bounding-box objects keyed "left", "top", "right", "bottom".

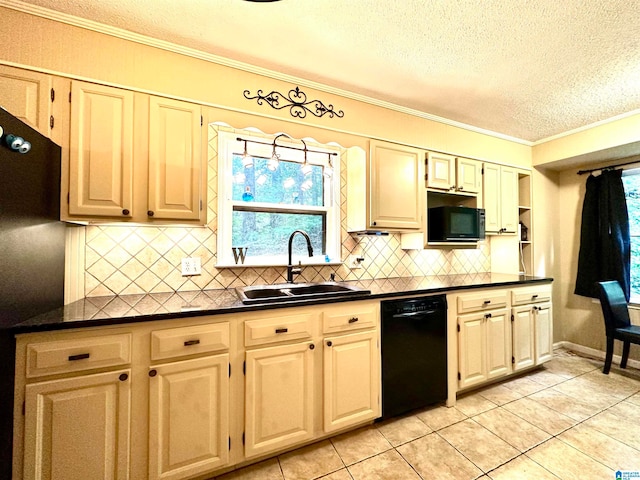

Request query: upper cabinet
[
  {"left": 347, "top": 140, "right": 423, "bottom": 232},
  {"left": 482, "top": 163, "right": 518, "bottom": 235},
  {"left": 0, "top": 65, "right": 52, "bottom": 138},
  {"left": 426, "top": 153, "right": 481, "bottom": 195},
  {"left": 64, "top": 80, "right": 206, "bottom": 224}
]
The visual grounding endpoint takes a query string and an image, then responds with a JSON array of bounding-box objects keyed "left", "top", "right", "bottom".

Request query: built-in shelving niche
[{"left": 518, "top": 171, "right": 533, "bottom": 275}]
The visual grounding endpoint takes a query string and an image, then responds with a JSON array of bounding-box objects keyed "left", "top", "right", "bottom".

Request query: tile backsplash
[{"left": 82, "top": 126, "right": 490, "bottom": 297}]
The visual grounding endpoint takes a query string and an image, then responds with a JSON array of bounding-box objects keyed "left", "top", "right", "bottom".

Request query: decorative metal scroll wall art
[{"left": 243, "top": 86, "right": 344, "bottom": 119}]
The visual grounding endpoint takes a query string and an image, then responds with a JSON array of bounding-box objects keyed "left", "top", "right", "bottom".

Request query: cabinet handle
[
  {"left": 483, "top": 300, "right": 491, "bottom": 305},
  {"left": 348, "top": 317, "right": 359, "bottom": 323},
  {"left": 450, "top": 185, "right": 456, "bottom": 191},
  {"left": 122, "top": 209, "right": 130, "bottom": 216},
  {"left": 275, "top": 328, "right": 288, "bottom": 334},
  {"left": 149, "top": 369, "right": 157, "bottom": 377},
  {"left": 68, "top": 353, "right": 90, "bottom": 361},
  {"left": 326, "top": 340, "right": 333, "bottom": 347},
  {"left": 184, "top": 339, "right": 200, "bottom": 346},
  {"left": 309, "top": 344, "right": 315, "bottom": 350},
  {"left": 456, "top": 186, "right": 464, "bottom": 191},
  {"left": 147, "top": 210, "right": 155, "bottom": 217},
  {"left": 484, "top": 313, "right": 492, "bottom": 319},
  {"left": 119, "top": 373, "right": 128, "bottom": 382},
  {"left": 531, "top": 294, "right": 539, "bottom": 299}
]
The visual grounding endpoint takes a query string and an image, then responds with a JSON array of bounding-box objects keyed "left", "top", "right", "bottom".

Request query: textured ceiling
[{"left": 14, "top": 0, "right": 640, "bottom": 142}]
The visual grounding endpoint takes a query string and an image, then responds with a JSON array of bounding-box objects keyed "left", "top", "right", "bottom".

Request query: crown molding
[
  {"left": 0, "top": 0, "right": 534, "bottom": 145},
  {"left": 533, "top": 109, "right": 640, "bottom": 146}
]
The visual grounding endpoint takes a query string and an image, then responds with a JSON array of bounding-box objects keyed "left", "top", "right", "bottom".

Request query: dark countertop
[{"left": 10, "top": 273, "right": 552, "bottom": 334}]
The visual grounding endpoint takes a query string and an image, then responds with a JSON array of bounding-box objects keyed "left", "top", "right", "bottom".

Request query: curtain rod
[
  {"left": 236, "top": 136, "right": 338, "bottom": 157},
  {"left": 577, "top": 158, "right": 640, "bottom": 175}
]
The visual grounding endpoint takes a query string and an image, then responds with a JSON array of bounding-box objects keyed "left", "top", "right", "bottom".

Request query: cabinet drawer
[
  {"left": 245, "top": 313, "right": 313, "bottom": 347},
  {"left": 151, "top": 322, "right": 230, "bottom": 362},
  {"left": 323, "top": 302, "right": 378, "bottom": 334},
  {"left": 511, "top": 285, "right": 551, "bottom": 306},
  {"left": 26, "top": 333, "right": 131, "bottom": 378},
  {"left": 457, "top": 290, "right": 508, "bottom": 314}
]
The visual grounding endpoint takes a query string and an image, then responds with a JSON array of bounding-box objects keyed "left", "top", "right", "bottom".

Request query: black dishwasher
[{"left": 380, "top": 295, "right": 447, "bottom": 419}]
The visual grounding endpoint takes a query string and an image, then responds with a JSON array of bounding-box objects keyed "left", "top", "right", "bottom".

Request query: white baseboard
[{"left": 554, "top": 341, "right": 640, "bottom": 370}]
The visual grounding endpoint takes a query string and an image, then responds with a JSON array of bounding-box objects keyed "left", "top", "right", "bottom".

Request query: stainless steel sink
[{"left": 236, "top": 282, "right": 371, "bottom": 305}]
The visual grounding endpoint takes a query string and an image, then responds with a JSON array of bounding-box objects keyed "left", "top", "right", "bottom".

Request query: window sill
[{"left": 216, "top": 260, "right": 343, "bottom": 269}]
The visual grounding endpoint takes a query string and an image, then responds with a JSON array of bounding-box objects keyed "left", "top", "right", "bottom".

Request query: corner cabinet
[
  {"left": 368, "top": 140, "right": 424, "bottom": 230},
  {"left": 65, "top": 80, "right": 206, "bottom": 224}
]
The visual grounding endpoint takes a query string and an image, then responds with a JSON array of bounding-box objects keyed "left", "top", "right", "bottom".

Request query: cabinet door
[
  {"left": 0, "top": 65, "right": 52, "bottom": 136},
  {"left": 457, "top": 313, "right": 487, "bottom": 389},
  {"left": 148, "top": 96, "right": 203, "bottom": 221},
  {"left": 324, "top": 330, "right": 379, "bottom": 432},
  {"left": 245, "top": 342, "right": 315, "bottom": 458},
  {"left": 485, "top": 308, "right": 511, "bottom": 379},
  {"left": 23, "top": 370, "right": 131, "bottom": 480},
  {"left": 69, "top": 81, "right": 134, "bottom": 218},
  {"left": 456, "top": 158, "right": 481, "bottom": 194},
  {"left": 512, "top": 306, "right": 535, "bottom": 371},
  {"left": 482, "top": 163, "right": 501, "bottom": 233},
  {"left": 148, "top": 355, "right": 229, "bottom": 480},
  {"left": 534, "top": 302, "right": 553, "bottom": 364},
  {"left": 426, "top": 152, "right": 455, "bottom": 191},
  {"left": 369, "top": 140, "right": 422, "bottom": 229},
  {"left": 500, "top": 166, "right": 518, "bottom": 233}
]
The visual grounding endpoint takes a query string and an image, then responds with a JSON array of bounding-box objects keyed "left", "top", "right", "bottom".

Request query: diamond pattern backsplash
[{"left": 83, "top": 125, "right": 490, "bottom": 297}]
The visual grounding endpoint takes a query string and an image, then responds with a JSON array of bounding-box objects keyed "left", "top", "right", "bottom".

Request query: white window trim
[{"left": 216, "top": 129, "right": 341, "bottom": 268}]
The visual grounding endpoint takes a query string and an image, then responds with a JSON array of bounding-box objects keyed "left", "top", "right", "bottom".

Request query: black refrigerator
[{"left": 0, "top": 107, "right": 65, "bottom": 478}]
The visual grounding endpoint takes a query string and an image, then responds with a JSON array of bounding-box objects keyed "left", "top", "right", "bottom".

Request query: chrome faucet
[{"left": 287, "top": 230, "right": 314, "bottom": 283}]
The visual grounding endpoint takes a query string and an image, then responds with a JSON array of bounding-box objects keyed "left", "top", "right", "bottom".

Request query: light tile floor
[{"left": 214, "top": 350, "right": 640, "bottom": 480}]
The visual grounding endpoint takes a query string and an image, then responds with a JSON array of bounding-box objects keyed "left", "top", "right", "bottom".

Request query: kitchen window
[
  {"left": 217, "top": 130, "right": 341, "bottom": 267},
  {"left": 622, "top": 168, "right": 640, "bottom": 302}
]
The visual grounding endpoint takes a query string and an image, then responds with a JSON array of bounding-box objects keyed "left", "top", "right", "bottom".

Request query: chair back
[{"left": 597, "top": 281, "right": 631, "bottom": 333}]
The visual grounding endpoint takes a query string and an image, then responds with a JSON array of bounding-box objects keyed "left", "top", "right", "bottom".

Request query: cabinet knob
[
  {"left": 450, "top": 185, "right": 456, "bottom": 191},
  {"left": 309, "top": 343, "right": 315, "bottom": 350},
  {"left": 484, "top": 313, "right": 492, "bottom": 319},
  {"left": 119, "top": 373, "right": 129, "bottom": 382},
  {"left": 147, "top": 210, "right": 155, "bottom": 217},
  {"left": 122, "top": 209, "right": 130, "bottom": 216},
  {"left": 326, "top": 340, "right": 333, "bottom": 347},
  {"left": 372, "top": 221, "right": 377, "bottom": 226},
  {"left": 149, "top": 369, "right": 157, "bottom": 377}
]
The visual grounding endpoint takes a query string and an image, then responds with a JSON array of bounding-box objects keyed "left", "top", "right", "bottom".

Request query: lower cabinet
[
  {"left": 23, "top": 370, "right": 131, "bottom": 480},
  {"left": 457, "top": 308, "right": 511, "bottom": 389},
  {"left": 323, "top": 330, "right": 379, "bottom": 433},
  {"left": 148, "top": 355, "right": 230, "bottom": 480},
  {"left": 456, "top": 283, "right": 553, "bottom": 392},
  {"left": 244, "top": 341, "right": 315, "bottom": 458},
  {"left": 14, "top": 300, "right": 379, "bottom": 480}
]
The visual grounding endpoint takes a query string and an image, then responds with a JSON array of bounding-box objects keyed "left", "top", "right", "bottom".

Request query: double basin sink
[{"left": 236, "top": 282, "right": 371, "bottom": 305}]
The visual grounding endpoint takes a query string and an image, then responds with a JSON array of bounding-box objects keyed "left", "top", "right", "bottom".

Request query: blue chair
[{"left": 597, "top": 281, "right": 640, "bottom": 374}]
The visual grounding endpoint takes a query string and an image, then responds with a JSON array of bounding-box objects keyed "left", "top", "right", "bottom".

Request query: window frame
[
  {"left": 216, "top": 129, "right": 341, "bottom": 267},
  {"left": 622, "top": 167, "right": 640, "bottom": 304}
]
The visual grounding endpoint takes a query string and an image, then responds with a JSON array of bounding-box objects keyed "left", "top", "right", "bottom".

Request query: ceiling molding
[
  {"left": 1, "top": 0, "right": 534, "bottom": 146},
  {"left": 532, "top": 109, "right": 640, "bottom": 146}
]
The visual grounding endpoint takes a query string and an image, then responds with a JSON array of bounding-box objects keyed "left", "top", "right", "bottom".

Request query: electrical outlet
[
  {"left": 181, "top": 257, "right": 202, "bottom": 276},
  {"left": 348, "top": 255, "right": 364, "bottom": 269}
]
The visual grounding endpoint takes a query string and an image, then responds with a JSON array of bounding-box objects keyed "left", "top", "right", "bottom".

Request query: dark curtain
[{"left": 575, "top": 169, "right": 630, "bottom": 300}]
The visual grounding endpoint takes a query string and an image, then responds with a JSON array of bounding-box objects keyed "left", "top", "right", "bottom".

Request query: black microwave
[{"left": 428, "top": 206, "right": 485, "bottom": 242}]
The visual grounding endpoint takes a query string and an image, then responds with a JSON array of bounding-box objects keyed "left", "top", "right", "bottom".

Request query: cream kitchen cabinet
[
  {"left": 148, "top": 322, "right": 231, "bottom": 480},
  {"left": 65, "top": 80, "right": 206, "bottom": 224},
  {"left": 511, "top": 285, "right": 553, "bottom": 369},
  {"left": 322, "top": 301, "right": 380, "bottom": 432},
  {"left": 16, "top": 332, "right": 133, "bottom": 480},
  {"left": 347, "top": 140, "right": 423, "bottom": 232},
  {"left": 426, "top": 152, "right": 481, "bottom": 195},
  {"left": 243, "top": 310, "right": 317, "bottom": 458},
  {"left": 456, "top": 289, "right": 511, "bottom": 389},
  {"left": 482, "top": 163, "right": 518, "bottom": 234}
]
